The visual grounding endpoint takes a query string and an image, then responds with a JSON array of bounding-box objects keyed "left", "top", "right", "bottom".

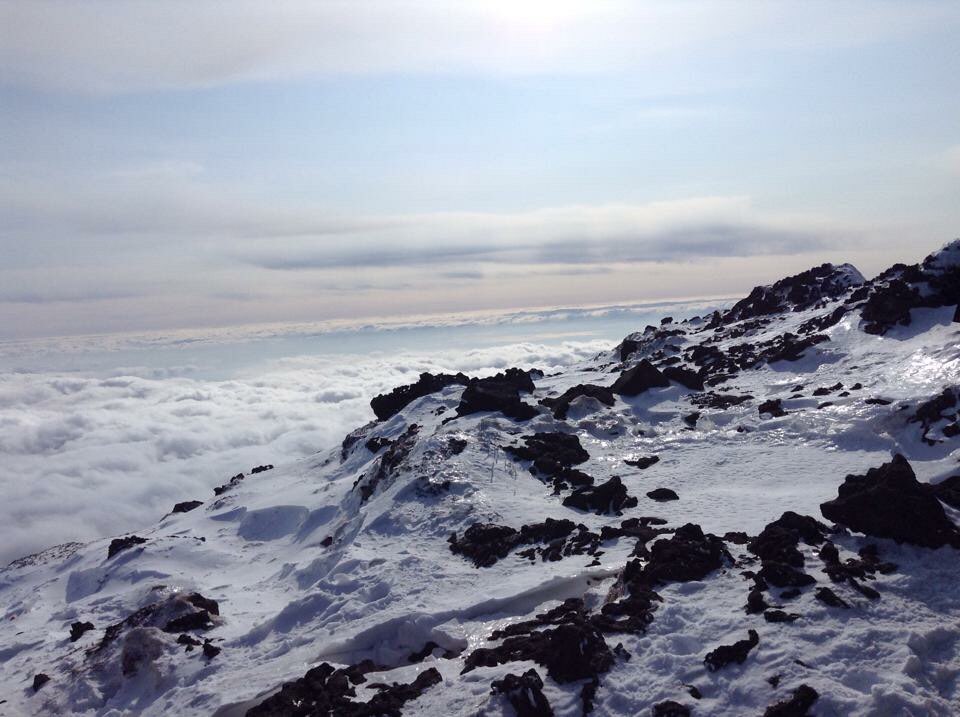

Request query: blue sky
[{"left": 1, "top": 1, "right": 959, "bottom": 339}]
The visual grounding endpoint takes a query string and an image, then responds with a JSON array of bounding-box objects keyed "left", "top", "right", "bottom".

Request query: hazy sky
[{"left": 2, "top": 1, "right": 959, "bottom": 339}]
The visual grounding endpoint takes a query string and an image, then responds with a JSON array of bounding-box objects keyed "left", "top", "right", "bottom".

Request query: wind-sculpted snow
[{"left": 3, "top": 241, "right": 960, "bottom": 715}]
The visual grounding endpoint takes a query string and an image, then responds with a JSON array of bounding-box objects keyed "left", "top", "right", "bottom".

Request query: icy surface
[{"left": 2, "top": 251, "right": 960, "bottom": 716}]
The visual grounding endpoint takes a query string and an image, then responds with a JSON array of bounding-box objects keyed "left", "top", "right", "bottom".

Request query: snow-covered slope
[{"left": 3, "top": 241, "right": 960, "bottom": 716}]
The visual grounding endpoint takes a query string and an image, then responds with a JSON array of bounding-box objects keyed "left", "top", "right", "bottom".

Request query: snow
[{"left": 2, "top": 262, "right": 960, "bottom": 716}]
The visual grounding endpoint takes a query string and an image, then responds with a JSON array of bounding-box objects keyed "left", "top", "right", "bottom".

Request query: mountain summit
[{"left": 3, "top": 242, "right": 960, "bottom": 716}]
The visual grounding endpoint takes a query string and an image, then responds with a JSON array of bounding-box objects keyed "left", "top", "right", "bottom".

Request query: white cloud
[
  {"left": 0, "top": 339, "right": 612, "bottom": 565},
  {"left": 0, "top": 1, "right": 954, "bottom": 94}
]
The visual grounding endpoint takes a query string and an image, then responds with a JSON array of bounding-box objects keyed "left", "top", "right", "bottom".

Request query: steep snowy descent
[{"left": 2, "top": 241, "right": 960, "bottom": 716}]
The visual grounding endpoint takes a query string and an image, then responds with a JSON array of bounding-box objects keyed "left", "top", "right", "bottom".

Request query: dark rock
[
  {"left": 748, "top": 512, "right": 827, "bottom": 567},
  {"left": 177, "top": 633, "right": 202, "bottom": 651},
  {"left": 930, "top": 475, "right": 960, "bottom": 510},
  {"left": 640, "top": 524, "right": 729, "bottom": 584},
  {"left": 563, "top": 476, "right": 638, "bottom": 515},
  {"left": 943, "top": 423, "right": 960, "bottom": 438},
  {"left": 686, "top": 685, "right": 702, "bottom": 699},
  {"left": 652, "top": 700, "right": 690, "bottom": 717},
  {"left": 455, "top": 369, "right": 539, "bottom": 421},
  {"left": 865, "top": 397, "right": 892, "bottom": 405},
  {"left": 611, "top": 360, "right": 670, "bottom": 397},
  {"left": 690, "top": 392, "right": 753, "bottom": 409},
  {"left": 758, "top": 562, "right": 816, "bottom": 588},
  {"left": 371, "top": 372, "right": 470, "bottom": 421},
  {"left": 764, "top": 610, "right": 800, "bottom": 623},
  {"left": 69, "top": 621, "right": 94, "bottom": 642},
  {"left": 203, "top": 640, "right": 221, "bottom": 659},
  {"left": 723, "top": 263, "right": 863, "bottom": 323},
  {"left": 758, "top": 399, "right": 786, "bottom": 418},
  {"left": 185, "top": 593, "right": 220, "bottom": 616},
  {"left": 171, "top": 500, "right": 203, "bottom": 514},
  {"left": 247, "top": 661, "right": 440, "bottom": 717},
  {"left": 365, "top": 436, "right": 393, "bottom": 453},
  {"left": 910, "top": 387, "right": 958, "bottom": 444},
  {"left": 861, "top": 278, "right": 920, "bottom": 334},
  {"left": 704, "top": 629, "right": 759, "bottom": 671},
  {"left": 682, "top": 411, "right": 700, "bottom": 428},
  {"left": 763, "top": 684, "right": 819, "bottom": 717},
  {"left": 663, "top": 366, "right": 705, "bottom": 391},
  {"left": 541, "top": 384, "right": 615, "bottom": 420},
  {"left": 354, "top": 424, "right": 419, "bottom": 502},
  {"left": 724, "top": 531, "right": 751, "bottom": 545},
  {"left": 463, "top": 619, "right": 614, "bottom": 685},
  {"left": 820, "top": 454, "right": 960, "bottom": 548},
  {"left": 214, "top": 472, "right": 245, "bottom": 495},
  {"left": 619, "top": 338, "right": 641, "bottom": 361},
  {"left": 448, "top": 524, "right": 520, "bottom": 568},
  {"left": 250, "top": 464, "right": 274, "bottom": 474},
  {"left": 163, "top": 609, "right": 213, "bottom": 633},
  {"left": 625, "top": 455, "right": 660, "bottom": 470},
  {"left": 746, "top": 588, "right": 770, "bottom": 614},
  {"left": 107, "top": 535, "right": 147, "bottom": 559},
  {"left": 814, "top": 587, "right": 850, "bottom": 609},
  {"left": 32, "top": 674, "right": 50, "bottom": 692},
  {"left": 504, "top": 433, "right": 589, "bottom": 480},
  {"left": 646, "top": 488, "right": 679, "bottom": 502},
  {"left": 490, "top": 669, "right": 554, "bottom": 717}
]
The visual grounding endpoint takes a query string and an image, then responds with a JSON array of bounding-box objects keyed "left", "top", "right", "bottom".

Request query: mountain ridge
[{"left": 3, "top": 240, "right": 960, "bottom": 716}]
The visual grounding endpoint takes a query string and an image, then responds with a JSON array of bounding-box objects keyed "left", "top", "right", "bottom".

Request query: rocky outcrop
[
  {"left": 723, "top": 263, "right": 864, "bottom": 324},
  {"left": 820, "top": 454, "right": 960, "bottom": 548},
  {"left": 562, "top": 476, "right": 638, "bottom": 515},
  {"left": 371, "top": 372, "right": 470, "bottom": 421},
  {"left": 107, "top": 535, "right": 147, "bottom": 559},
  {"left": 610, "top": 360, "right": 670, "bottom": 397},
  {"left": 703, "top": 629, "right": 759, "bottom": 671},
  {"left": 454, "top": 368, "right": 539, "bottom": 421},
  {"left": 541, "top": 384, "right": 615, "bottom": 419},
  {"left": 490, "top": 669, "right": 553, "bottom": 717}
]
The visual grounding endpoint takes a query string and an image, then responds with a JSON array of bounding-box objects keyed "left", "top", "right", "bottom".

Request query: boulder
[
  {"left": 562, "top": 476, "right": 638, "bottom": 515},
  {"left": 541, "top": 384, "right": 615, "bottom": 420},
  {"left": 820, "top": 454, "right": 960, "bottom": 548},
  {"left": 611, "top": 360, "right": 670, "bottom": 397},
  {"left": 703, "top": 629, "right": 759, "bottom": 671},
  {"left": 490, "top": 669, "right": 553, "bottom": 717},
  {"left": 371, "top": 372, "right": 470, "bottom": 421}
]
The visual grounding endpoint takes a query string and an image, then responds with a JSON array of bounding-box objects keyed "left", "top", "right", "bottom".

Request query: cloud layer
[{"left": 0, "top": 340, "right": 610, "bottom": 564}]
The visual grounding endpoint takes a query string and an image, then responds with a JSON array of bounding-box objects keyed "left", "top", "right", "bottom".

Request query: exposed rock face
[
  {"left": 541, "top": 384, "right": 615, "bottom": 419},
  {"left": 663, "top": 366, "right": 704, "bottom": 391},
  {"left": 758, "top": 398, "right": 786, "bottom": 418},
  {"left": 107, "top": 535, "right": 147, "bottom": 559},
  {"left": 610, "top": 360, "right": 670, "bottom": 397},
  {"left": 820, "top": 454, "right": 960, "bottom": 548},
  {"left": 171, "top": 500, "right": 203, "bottom": 514},
  {"left": 646, "top": 488, "right": 679, "bottom": 502},
  {"left": 929, "top": 475, "right": 960, "bottom": 510},
  {"left": 504, "top": 432, "right": 590, "bottom": 478},
  {"left": 910, "top": 387, "right": 958, "bottom": 444},
  {"left": 490, "top": 669, "right": 554, "bottom": 717},
  {"left": 703, "top": 629, "right": 759, "bottom": 671},
  {"left": 652, "top": 700, "right": 691, "bottom": 717},
  {"left": 637, "top": 524, "right": 728, "bottom": 584},
  {"left": 748, "top": 512, "right": 827, "bottom": 567},
  {"left": 247, "top": 661, "right": 441, "bottom": 717},
  {"left": 69, "top": 621, "right": 95, "bottom": 642},
  {"left": 354, "top": 424, "right": 420, "bottom": 502},
  {"left": 723, "top": 263, "right": 864, "bottom": 323},
  {"left": 762, "top": 684, "right": 819, "bottom": 717},
  {"left": 370, "top": 371, "right": 470, "bottom": 421},
  {"left": 625, "top": 455, "right": 660, "bottom": 469},
  {"left": 562, "top": 476, "right": 638, "bottom": 515},
  {"left": 455, "top": 368, "right": 539, "bottom": 421},
  {"left": 463, "top": 618, "right": 615, "bottom": 684},
  {"left": 858, "top": 239, "right": 960, "bottom": 335}
]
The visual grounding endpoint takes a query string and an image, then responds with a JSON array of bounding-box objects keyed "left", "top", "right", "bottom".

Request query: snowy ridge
[{"left": 3, "top": 242, "right": 960, "bottom": 716}]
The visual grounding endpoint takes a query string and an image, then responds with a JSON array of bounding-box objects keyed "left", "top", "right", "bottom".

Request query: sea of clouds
[{"left": 0, "top": 340, "right": 611, "bottom": 564}]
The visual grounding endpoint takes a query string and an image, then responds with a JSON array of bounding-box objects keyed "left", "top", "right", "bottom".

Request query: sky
[{"left": 1, "top": 0, "right": 959, "bottom": 340}]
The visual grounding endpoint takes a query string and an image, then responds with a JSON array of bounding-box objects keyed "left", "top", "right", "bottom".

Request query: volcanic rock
[{"left": 820, "top": 454, "right": 960, "bottom": 548}]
